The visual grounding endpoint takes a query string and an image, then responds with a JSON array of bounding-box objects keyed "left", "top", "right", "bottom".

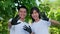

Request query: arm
[
  {"left": 49, "top": 19, "right": 60, "bottom": 25},
  {"left": 8, "top": 22, "right": 12, "bottom": 29},
  {"left": 49, "top": 19, "right": 60, "bottom": 29},
  {"left": 8, "top": 18, "right": 12, "bottom": 29},
  {"left": 41, "top": 12, "right": 60, "bottom": 25}
]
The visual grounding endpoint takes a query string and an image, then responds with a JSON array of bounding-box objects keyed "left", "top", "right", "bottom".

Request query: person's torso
[
  {"left": 31, "top": 19, "right": 50, "bottom": 34},
  {"left": 10, "top": 20, "right": 29, "bottom": 34}
]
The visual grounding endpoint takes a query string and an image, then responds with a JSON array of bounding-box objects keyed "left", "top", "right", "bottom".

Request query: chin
[
  {"left": 34, "top": 18, "right": 36, "bottom": 20},
  {"left": 34, "top": 18, "right": 37, "bottom": 20}
]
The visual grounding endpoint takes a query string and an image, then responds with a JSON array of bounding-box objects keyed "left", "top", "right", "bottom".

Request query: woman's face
[
  {"left": 31, "top": 10, "right": 39, "bottom": 20},
  {"left": 18, "top": 8, "right": 27, "bottom": 19}
]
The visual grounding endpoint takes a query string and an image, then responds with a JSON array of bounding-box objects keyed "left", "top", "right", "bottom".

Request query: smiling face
[
  {"left": 31, "top": 10, "right": 39, "bottom": 20},
  {"left": 18, "top": 8, "right": 27, "bottom": 19}
]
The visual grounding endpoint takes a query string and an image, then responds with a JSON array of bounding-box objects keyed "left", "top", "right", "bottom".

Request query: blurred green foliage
[{"left": 0, "top": 0, "right": 60, "bottom": 34}]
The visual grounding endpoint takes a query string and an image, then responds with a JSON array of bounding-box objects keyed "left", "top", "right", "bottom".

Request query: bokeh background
[{"left": 0, "top": 0, "right": 60, "bottom": 34}]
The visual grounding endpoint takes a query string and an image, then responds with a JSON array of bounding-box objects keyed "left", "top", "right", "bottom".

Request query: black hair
[
  {"left": 17, "top": 5, "right": 27, "bottom": 11},
  {"left": 30, "top": 7, "right": 41, "bottom": 22}
]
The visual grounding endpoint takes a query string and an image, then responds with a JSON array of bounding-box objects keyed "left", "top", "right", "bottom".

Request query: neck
[
  {"left": 20, "top": 18, "right": 25, "bottom": 22},
  {"left": 35, "top": 18, "right": 40, "bottom": 22}
]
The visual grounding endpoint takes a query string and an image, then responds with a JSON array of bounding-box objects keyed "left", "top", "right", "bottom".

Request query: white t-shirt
[
  {"left": 31, "top": 19, "right": 51, "bottom": 34},
  {"left": 8, "top": 18, "right": 29, "bottom": 34}
]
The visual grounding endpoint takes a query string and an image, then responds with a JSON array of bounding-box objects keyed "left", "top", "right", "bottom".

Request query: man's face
[{"left": 18, "top": 8, "right": 27, "bottom": 19}]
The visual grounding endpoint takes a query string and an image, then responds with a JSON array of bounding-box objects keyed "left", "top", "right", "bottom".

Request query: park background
[{"left": 0, "top": 0, "right": 60, "bottom": 34}]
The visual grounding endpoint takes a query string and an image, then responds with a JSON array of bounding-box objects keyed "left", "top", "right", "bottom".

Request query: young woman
[
  {"left": 30, "top": 7, "right": 60, "bottom": 34},
  {"left": 8, "top": 5, "right": 31, "bottom": 34}
]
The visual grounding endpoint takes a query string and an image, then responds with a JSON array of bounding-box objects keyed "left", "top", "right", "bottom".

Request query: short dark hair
[
  {"left": 17, "top": 5, "right": 27, "bottom": 11},
  {"left": 30, "top": 7, "right": 41, "bottom": 22}
]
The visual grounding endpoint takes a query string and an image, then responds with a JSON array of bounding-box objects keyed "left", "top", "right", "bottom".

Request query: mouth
[
  {"left": 34, "top": 16, "right": 37, "bottom": 18},
  {"left": 21, "top": 15, "right": 25, "bottom": 17}
]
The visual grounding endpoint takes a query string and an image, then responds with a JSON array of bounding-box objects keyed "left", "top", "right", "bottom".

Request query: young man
[{"left": 8, "top": 5, "right": 32, "bottom": 34}]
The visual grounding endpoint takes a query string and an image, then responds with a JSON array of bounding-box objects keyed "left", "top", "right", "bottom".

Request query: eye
[
  {"left": 24, "top": 11, "right": 26, "bottom": 13},
  {"left": 33, "top": 11, "right": 37, "bottom": 14}
]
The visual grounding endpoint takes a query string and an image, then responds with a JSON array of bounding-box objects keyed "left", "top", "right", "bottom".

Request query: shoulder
[
  {"left": 23, "top": 22, "right": 29, "bottom": 26},
  {"left": 41, "top": 19, "right": 50, "bottom": 23},
  {"left": 41, "top": 19, "right": 51, "bottom": 26},
  {"left": 24, "top": 22, "right": 29, "bottom": 24}
]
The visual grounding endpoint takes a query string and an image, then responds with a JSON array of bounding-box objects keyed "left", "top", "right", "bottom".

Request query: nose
[{"left": 33, "top": 14, "right": 36, "bottom": 16}]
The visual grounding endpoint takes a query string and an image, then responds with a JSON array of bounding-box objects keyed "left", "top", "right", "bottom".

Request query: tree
[{"left": 0, "top": 0, "right": 60, "bottom": 34}]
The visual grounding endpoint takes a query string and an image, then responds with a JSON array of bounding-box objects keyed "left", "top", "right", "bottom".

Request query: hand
[
  {"left": 23, "top": 25, "right": 32, "bottom": 33},
  {"left": 41, "top": 12, "right": 49, "bottom": 21},
  {"left": 11, "top": 15, "right": 20, "bottom": 25}
]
